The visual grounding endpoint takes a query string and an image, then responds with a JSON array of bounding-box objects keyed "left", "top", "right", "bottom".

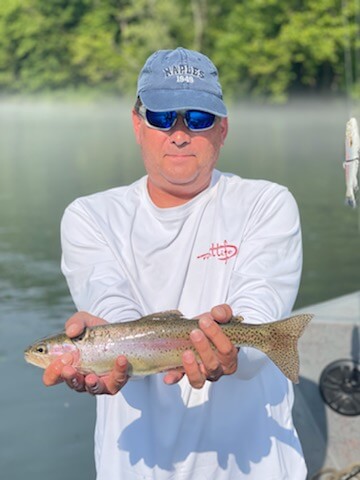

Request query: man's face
[{"left": 132, "top": 109, "right": 228, "bottom": 206}]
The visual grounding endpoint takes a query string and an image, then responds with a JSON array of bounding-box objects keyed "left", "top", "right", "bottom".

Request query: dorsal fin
[{"left": 230, "top": 315, "right": 245, "bottom": 323}]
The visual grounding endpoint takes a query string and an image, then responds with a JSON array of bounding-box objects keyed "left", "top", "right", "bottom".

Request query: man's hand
[
  {"left": 42, "top": 312, "right": 129, "bottom": 395},
  {"left": 163, "top": 304, "right": 238, "bottom": 388}
]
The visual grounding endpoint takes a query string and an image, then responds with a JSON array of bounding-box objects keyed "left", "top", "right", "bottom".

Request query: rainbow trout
[{"left": 24, "top": 311, "right": 313, "bottom": 383}]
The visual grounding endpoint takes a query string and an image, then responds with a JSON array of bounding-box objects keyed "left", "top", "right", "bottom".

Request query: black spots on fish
[{"left": 272, "top": 314, "right": 313, "bottom": 340}]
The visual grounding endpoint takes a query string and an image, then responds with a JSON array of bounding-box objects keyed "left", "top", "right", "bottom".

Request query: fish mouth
[
  {"left": 24, "top": 354, "right": 37, "bottom": 367},
  {"left": 24, "top": 350, "right": 48, "bottom": 369},
  {"left": 24, "top": 351, "right": 36, "bottom": 365},
  {"left": 24, "top": 348, "right": 32, "bottom": 362}
]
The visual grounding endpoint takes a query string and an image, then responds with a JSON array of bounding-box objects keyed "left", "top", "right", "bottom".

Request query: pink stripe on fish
[{"left": 49, "top": 344, "right": 77, "bottom": 356}]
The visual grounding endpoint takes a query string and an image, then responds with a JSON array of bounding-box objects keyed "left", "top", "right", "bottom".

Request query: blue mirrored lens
[
  {"left": 144, "top": 109, "right": 216, "bottom": 131},
  {"left": 145, "top": 110, "right": 177, "bottom": 129},
  {"left": 185, "top": 111, "right": 215, "bottom": 130}
]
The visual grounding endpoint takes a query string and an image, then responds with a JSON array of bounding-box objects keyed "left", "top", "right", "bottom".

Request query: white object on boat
[{"left": 344, "top": 117, "right": 360, "bottom": 208}]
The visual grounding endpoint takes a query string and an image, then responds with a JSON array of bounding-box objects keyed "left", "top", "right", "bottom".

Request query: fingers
[
  {"left": 43, "top": 351, "right": 128, "bottom": 396},
  {"left": 187, "top": 326, "right": 224, "bottom": 387},
  {"left": 62, "top": 365, "right": 87, "bottom": 392},
  {"left": 101, "top": 356, "right": 129, "bottom": 395},
  {"left": 43, "top": 352, "right": 87, "bottom": 391},
  {"left": 198, "top": 315, "right": 238, "bottom": 375},
  {"left": 210, "top": 304, "right": 233, "bottom": 323},
  {"left": 43, "top": 353, "right": 73, "bottom": 387},
  {"left": 84, "top": 356, "right": 129, "bottom": 395},
  {"left": 43, "top": 312, "right": 124, "bottom": 395},
  {"left": 181, "top": 305, "right": 238, "bottom": 389},
  {"left": 64, "top": 356, "right": 129, "bottom": 396},
  {"left": 199, "top": 315, "right": 235, "bottom": 356},
  {"left": 65, "top": 311, "right": 107, "bottom": 338},
  {"left": 182, "top": 350, "right": 207, "bottom": 389},
  {"left": 163, "top": 370, "right": 185, "bottom": 385}
]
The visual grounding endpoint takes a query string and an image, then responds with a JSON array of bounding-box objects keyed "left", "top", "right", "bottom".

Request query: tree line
[{"left": 0, "top": 0, "right": 359, "bottom": 101}]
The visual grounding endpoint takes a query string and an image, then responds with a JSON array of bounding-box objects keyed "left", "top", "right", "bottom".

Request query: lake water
[{"left": 1, "top": 97, "right": 359, "bottom": 479}]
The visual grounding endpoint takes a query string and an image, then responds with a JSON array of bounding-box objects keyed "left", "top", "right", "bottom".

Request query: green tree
[
  {"left": 0, "top": 0, "right": 91, "bottom": 92},
  {"left": 0, "top": 0, "right": 358, "bottom": 99},
  {"left": 213, "top": 0, "right": 358, "bottom": 101},
  {"left": 281, "top": 0, "right": 350, "bottom": 92},
  {"left": 213, "top": 0, "right": 294, "bottom": 102},
  {"left": 69, "top": 0, "right": 195, "bottom": 94}
]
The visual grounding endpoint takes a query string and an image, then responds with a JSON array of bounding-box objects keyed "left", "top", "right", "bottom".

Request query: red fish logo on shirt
[{"left": 197, "top": 240, "right": 238, "bottom": 264}]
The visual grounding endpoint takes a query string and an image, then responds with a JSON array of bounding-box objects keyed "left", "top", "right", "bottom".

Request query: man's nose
[{"left": 169, "top": 117, "right": 191, "bottom": 146}]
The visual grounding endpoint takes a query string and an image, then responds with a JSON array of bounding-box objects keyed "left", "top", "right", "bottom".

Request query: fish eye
[{"left": 36, "top": 344, "right": 47, "bottom": 354}]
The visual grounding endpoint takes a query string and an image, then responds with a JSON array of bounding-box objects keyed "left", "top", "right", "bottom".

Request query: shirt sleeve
[
  {"left": 227, "top": 185, "right": 303, "bottom": 380},
  {"left": 60, "top": 200, "right": 143, "bottom": 323}
]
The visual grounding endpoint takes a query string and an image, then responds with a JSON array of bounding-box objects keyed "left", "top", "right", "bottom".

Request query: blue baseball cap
[{"left": 136, "top": 47, "right": 227, "bottom": 117}]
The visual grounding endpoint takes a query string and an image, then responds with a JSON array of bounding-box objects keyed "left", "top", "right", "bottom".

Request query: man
[{"left": 44, "top": 47, "right": 306, "bottom": 479}]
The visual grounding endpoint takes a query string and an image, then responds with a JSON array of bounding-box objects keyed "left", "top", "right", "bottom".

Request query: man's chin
[{"left": 162, "top": 175, "right": 211, "bottom": 198}]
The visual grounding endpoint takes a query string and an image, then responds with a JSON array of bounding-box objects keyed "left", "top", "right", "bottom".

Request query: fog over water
[{"left": 0, "top": 97, "right": 359, "bottom": 479}]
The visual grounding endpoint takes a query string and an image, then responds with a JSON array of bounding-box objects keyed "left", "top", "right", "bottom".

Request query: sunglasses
[{"left": 138, "top": 105, "right": 217, "bottom": 132}]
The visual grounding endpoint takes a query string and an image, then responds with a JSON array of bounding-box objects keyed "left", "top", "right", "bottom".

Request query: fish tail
[{"left": 265, "top": 314, "right": 313, "bottom": 383}]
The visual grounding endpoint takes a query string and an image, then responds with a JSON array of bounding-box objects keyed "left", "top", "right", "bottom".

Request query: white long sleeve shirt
[{"left": 61, "top": 170, "right": 306, "bottom": 479}]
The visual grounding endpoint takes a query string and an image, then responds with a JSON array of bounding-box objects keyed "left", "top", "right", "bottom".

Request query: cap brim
[{"left": 140, "top": 90, "right": 227, "bottom": 117}]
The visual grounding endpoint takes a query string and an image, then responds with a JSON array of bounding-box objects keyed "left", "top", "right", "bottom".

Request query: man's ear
[
  {"left": 220, "top": 117, "right": 228, "bottom": 146},
  {"left": 132, "top": 109, "right": 142, "bottom": 144}
]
